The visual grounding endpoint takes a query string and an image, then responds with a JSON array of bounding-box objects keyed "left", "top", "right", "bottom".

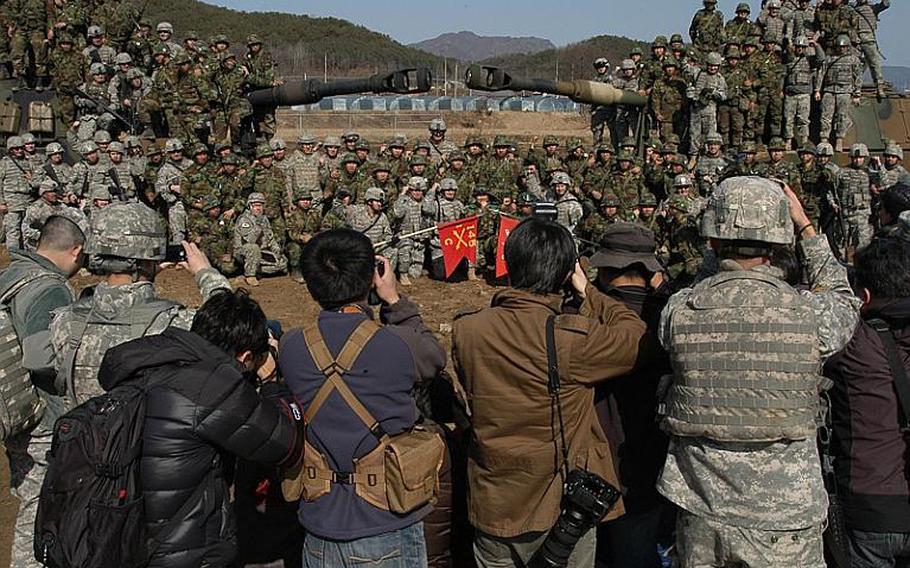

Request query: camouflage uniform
[
  {"left": 814, "top": 1, "right": 859, "bottom": 50},
  {"left": 718, "top": 53, "right": 752, "bottom": 149},
  {"left": 819, "top": 43, "right": 862, "bottom": 147},
  {"left": 8, "top": 0, "right": 48, "bottom": 79},
  {"left": 68, "top": 156, "right": 109, "bottom": 201},
  {"left": 0, "top": 149, "right": 36, "bottom": 250},
  {"left": 211, "top": 54, "right": 251, "bottom": 143},
  {"left": 649, "top": 63, "right": 688, "bottom": 144},
  {"left": 590, "top": 68, "right": 614, "bottom": 146},
  {"left": 693, "top": 148, "right": 730, "bottom": 197},
  {"left": 424, "top": 187, "right": 466, "bottom": 262},
  {"left": 605, "top": 165, "right": 645, "bottom": 220},
  {"left": 48, "top": 43, "right": 86, "bottom": 125},
  {"left": 155, "top": 153, "right": 192, "bottom": 243},
  {"left": 233, "top": 201, "right": 288, "bottom": 278},
  {"left": 74, "top": 76, "right": 114, "bottom": 143},
  {"left": 783, "top": 43, "right": 822, "bottom": 146},
  {"left": 285, "top": 201, "right": 324, "bottom": 271},
  {"left": 391, "top": 185, "right": 433, "bottom": 279},
  {"left": 689, "top": 4, "right": 725, "bottom": 54},
  {"left": 752, "top": 49, "right": 784, "bottom": 143},
  {"left": 485, "top": 152, "right": 520, "bottom": 202},
  {"left": 834, "top": 158, "right": 874, "bottom": 254},
  {"left": 245, "top": 43, "right": 278, "bottom": 138},
  {"left": 656, "top": 199, "right": 705, "bottom": 288},
  {"left": 245, "top": 161, "right": 290, "bottom": 245},
  {"left": 786, "top": 3, "right": 817, "bottom": 42},
  {"left": 20, "top": 194, "right": 63, "bottom": 250},
  {"left": 658, "top": 178, "right": 861, "bottom": 568},
  {"left": 186, "top": 200, "right": 237, "bottom": 275},
  {"left": 687, "top": 62, "right": 727, "bottom": 155},
  {"left": 724, "top": 11, "right": 754, "bottom": 47},
  {"left": 553, "top": 191, "right": 583, "bottom": 235},
  {"left": 289, "top": 148, "right": 323, "bottom": 201},
  {"left": 854, "top": 0, "right": 890, "bottom": 95}
]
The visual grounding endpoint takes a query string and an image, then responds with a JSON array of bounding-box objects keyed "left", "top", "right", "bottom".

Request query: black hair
[
  {"left": 191, "top": 289, "right": 269, "bottom": 358},
  {"left": 855, "top": 235, "right": 910, "bottom": 299},
  {"left": 881, "top": 184, "right": 910, "bottom": 222},
  {"left": 37, "top": 215, "right": 85, "bottom": 251},
  {"left": 504, "top": 217, "right": 576, "bottom": 295},
  {"left": 301, "top": 229, "right": 374, "bottom": 309}
]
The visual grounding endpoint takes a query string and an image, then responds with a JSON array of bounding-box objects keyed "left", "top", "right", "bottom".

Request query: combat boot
[
  {"left": 834, "top": 138, "right": 844, "bottom": 153},
  {"left": 399, "top": 274, "right": 412, "bottom": 286},
  {"left": 289, "top": 266, "right": 304, "bottom": 283},
  {"left": 244, "top": 276, "right": 260, "bottom": 287},
  {"left": 877, "top": 85, "right": 887, "bottom": 102},
  {"left": 467, "top": 267, "right": 479, "bottom": 281}
]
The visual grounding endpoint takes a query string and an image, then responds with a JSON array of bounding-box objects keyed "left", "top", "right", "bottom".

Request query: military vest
[
  {"left": 837, "top": 167, "right": 871, "bottom": 212},
  {"left": 662, "top": 268, "right": 822, "bottom": 442},
  {"left": 824, "top": 56, "right": 857, "bottom": 92},
  {"left": 785, "top": 56, "right": 814, "bottom": 94}
]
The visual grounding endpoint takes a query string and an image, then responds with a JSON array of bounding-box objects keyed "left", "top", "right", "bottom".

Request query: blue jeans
[
  {"left": 850, "top": 529, "right": 910, "bottom": 568},
  {"left": 302, "top": 523, "right": 427, "bottom": 568}
]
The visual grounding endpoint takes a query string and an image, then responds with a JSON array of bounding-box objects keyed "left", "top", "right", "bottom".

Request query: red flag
[
  {"left": 495, "top": 215, "right": 520, "bottom": 278},
  {"left": 437, "top": 216, "right": 478, "bottom": 278}
]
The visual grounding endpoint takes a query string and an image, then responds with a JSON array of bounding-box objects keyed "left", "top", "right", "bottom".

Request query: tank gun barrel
[
  {"left": 246, "top": 67, "right": 433, "bottom": 107},
  {"left": 464, "top": 65, "right": 646, "bottom": 107}
]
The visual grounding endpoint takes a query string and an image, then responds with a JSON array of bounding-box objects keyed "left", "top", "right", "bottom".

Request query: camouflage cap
[
  {"left": 126, "top": 68, "right": 145, "bottom": 80},
  {"left": 364, "top": 187, "right": 385, "bottom": 203},
  {"left": 652, "top": 35, "right": 668, "bottom": 48},
  {"left": 542, "top": 135, "right": 560, "bottom": 147},
  {"left": 255, "top": 144, "right": 274, "bottom": 159},
  {"left": 550, "top": 171, "right": 572, "bottom": 186},
  {"left": 619, "top": 136, "right": 636, "bottom": 148},
  {"left": 269, "top": 137, "right": 287, "bottom": 151},
  {"left": 93, "top": 130, "right": 112, "bottom": 144},
  {"left": 766, "top": 0, "right": 781, "bottom": 8},
  {"left": 340, "top": 152, "right": 360, "bottom": 165},
  {"left": 793, "top": 36, "right": 810, "bottom": 48},
  {"left": 38, "top": 179, "right": 59, "bottom": 195},
  {"left": 702, "top": 176, "right": 794, "bottom": 245},
  {"left": 492, "top": 135, "right": 510, "bottom": 148},
  {"left": 836, "top": 34, "right": 851, "bottom": 48},
  {"left": 247, "top": 192, "right": 266, "bottom": 205},
  {"left": 439, "top": 178, "right": 458, "bottom": 191},
  {"left": 191, "top": 142, "right": 209, "bottom": 155},
  {"left": 45, "top": 142, "right": 64, "bottom": 155},
  {"left": 85, "top": 202, "right": 168, "bottom": 260},
  {"left": 448, "top": 150, "right": 466, "bottom": 162},
  {"left": 736, "top": 2, "right": 751, "bottom": 12},
  {"left": 725, "top": 46, "right": 742, "bottom": 59},
  {"left": 668, "top": 194, "right": 691, "bottom": 213},
  {"left": 57, "top": 33, "right": 74, "bottom": 44},
  {"left": 172, "top": 52, "right": 192, "bottom": 65},
  {"left": 114, "top": 52, "right": 132, "bottom": 65},
  {"left": 408, "top": 176, "right": 428, "bottom": 191},
  {"left": 219, "top": 51, "right": 237, "bottom": 63},
  {"left": 743, "top": 36, "right": 760, "bottom": 48},
  {"left": 601, "top": 194, "right": 620, "bottom": 207}
]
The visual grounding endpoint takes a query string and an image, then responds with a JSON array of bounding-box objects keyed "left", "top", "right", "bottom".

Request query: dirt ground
[{"left": 0, "top": 255, "right": 497, "bottom": 567}]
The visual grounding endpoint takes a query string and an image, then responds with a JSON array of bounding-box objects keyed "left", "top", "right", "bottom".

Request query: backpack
[{"left": 0, "top": 271, "right": 65, "bottom": 440}]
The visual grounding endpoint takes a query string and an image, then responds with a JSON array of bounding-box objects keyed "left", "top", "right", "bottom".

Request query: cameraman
[{"left": 452, "top": 217, "right": 646, "bottom": 567}]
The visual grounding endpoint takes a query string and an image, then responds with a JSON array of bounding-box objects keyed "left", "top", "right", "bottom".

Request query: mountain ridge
[{"left": 410, "top": 31, "right": 555, "bottom": 62}]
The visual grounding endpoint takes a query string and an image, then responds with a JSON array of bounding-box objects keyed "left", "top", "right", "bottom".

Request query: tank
[
  {"left": 847, "top": 86, "right": 910, "bottom": 155},
  {"left": 0, "top": 79, "right": 69, "bottom": 146},
  {"left": 464, "top": 65, "right": 647, "bottom": 107}
]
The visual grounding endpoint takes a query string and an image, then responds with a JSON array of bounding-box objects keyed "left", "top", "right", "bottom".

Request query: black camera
[
  {"left": 533, "top": 201, "right": 559, "bottom": 222},
  {"left": 528, "top": 469, "right": 621, "bottom": 568}
]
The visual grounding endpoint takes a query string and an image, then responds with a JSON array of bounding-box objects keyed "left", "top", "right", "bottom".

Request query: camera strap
[
  {"left": 546, "top": 315, "right": 571, "bottom": 479},
  {"left": 870, "top": 318, "right": 910, "bottom": 428}
]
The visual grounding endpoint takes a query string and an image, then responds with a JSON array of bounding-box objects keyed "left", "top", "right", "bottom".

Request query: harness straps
[
  {"left": 870, "top": 318, "right": 910, "bottom": 427},
  {"left": 302, "top": 319, "right": 385, "bottom": 439}
]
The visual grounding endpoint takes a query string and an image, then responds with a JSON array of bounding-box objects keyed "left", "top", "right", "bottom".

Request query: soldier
[
  {"left": 37, "top": 143, "right": 73, "bottom": 199},
  {"left": 687, "top": 52, "right": 727, "bottom": 157},
  {"left": 590, "top": 57, "right": 614, "bottom": 146},
  {"left": 549, "top": 171, "right": 583, "bottom": 235},
  {"left": 463, "top": 135, "right": 489, "bottom": 181},
  {"left": 752, "top": 36, "right": 785, "bottom": 144},
  {"left": 829, "top": 144, "right": 873, "bottom": 260},
  {"left": 718, "top": 47, "right": 752, "bottom": 151},
  {"left": 67, "top": 141, "right": 108, "bottom": 203},
  {"left": 211, "top": 153, "right": 247, "bottom": 218},
  {"left": 245, "top": 144, "right": 290, "bottom": 246},
  {"left": 649, "top": 57, "right": 688, "bottom": 145},
  {"left": 285, "top": 192, "right": 324, "bottom": 282},
  {"left": 245, "top": 34, "right": 278, "bottom": 140},
  {"left": 290, "top": 132, "right": 323, "bottom": 202},
  {"left": 783, "top": 36, "right": 822, "bottom": 149},
  {"left": 74, "top": 63, "right": 115, "bottom": 143},
  {"left": 212, "top": 52, "right": 252, "bottom": 144},
  {"left": 8, "top": 0, "right": 49, "bottom": 86},
  {"left": 486, "top": 135, "right": 520, "bottom": 203},
  {"left": 233, "top": 192, "right": 287, "bottom": 286},
  {"left": 814, "top": 0, "right": 859, "bottom": 51},
  {"left": 725, "top": 3, "right": 754, "bottom": 47},
  {"left": 51, "top": 202, "right": 230, "bottom": 403},
  {"left": 576, "top": 193, "right": 621, "bottom": 251},
  {"left": 82, "top": 25, "right": 116, "bottom": 69},
  {"left": 154, "top": 21, "right": 183, "bottom": 55},
  {"left": 612, "top": 59, "right": 640, "bottom": 142},
  {"left": 815, "top": 141, "right": 842, "bottom": 240},
  {"left": 165, "top": 51, "right": 215, "bottom": 145},
  {"left": 657, "top": 177, "right": 860, "bottom": 568},
  {"left": 525, "top": 135, "right": 565, "bottom": 184},
  {"left": 48, "top": 34, "right": 86, "bottom": 125},
  {"left": 759, "top": 138, "right": 804, "bottom": 197},
  {"left": 117, "top": 68, "right": 151, "bottom": 134},
  {"left": 426, "top": 178, "right": 466, "bottom": 278},
  {"left": 656, "top": 192, "right": 704, "bottom": 289},
  {"left": 694, "top": 132, "right": 729, "bottom": 197},
  {"left": 689, "top": 0, "right": 725, "bottom": 54},
  {"left": 444, "top": 151, "right": 475, "bottom": 204},
  {"left": 854, "top": 0, "right": 890, "bottom": 99},
  {"left": 635, "top": 192, "right": 659, "bottom": 229},
  {"left": 103, "top": 141, "right": 133, "bottom": 201},
  {"left": 270, "top": 138, "right": 295, "bottom": 199},
  {"left": 638, "top": 36, "right": 668, "bottom": 95},
  {"left": 348, "top": 186, "right": 394, "bottom": 260},
  {"left": 155, "top": 138, "right": 193, "bottom": 243},
  {"left": 87, "top": 182, "right": 112, "bottom": 217},
  {"left": 796, "top": 143, "right": 824, "bottom": 226},
  {"left": 182, "top": 144, "right": 218, "bottom": 223},
  {"left": 141, "top": 143, "right": 165, "bottom": 206},
  {"left": 606, "top": 151, "right": 646, "bottom": 220},
  {"left": 187, "top": 195, "right": 236, "bottom": 276},
  {"left": 818, "top": 35, "right": 862, "bottom": 152},
  {"left": 327, "top": 153, "right": 366, "bottom": 204},
  {"left": 878, "top": 144, "right": 908, "bottom": 190},
  {"left": 427, "top": 118, "right": 457, "bottom": 166},
  {"left": 721, "top": 141, "right": 763, "bottom": 179},
  {"left": 757, "top": 0, "right": 787, "bottom": 46},
  {"left": 786, "top": 0, "right": 817, "bottom": 43},
  {"left": 341, "top": 130, "right": 360, "bottom": 154},
  {"left": 319, "top": 135, "right": 343, "bottom": 180},
  {"left": 390, "top": 176, "right": 433, "bottom": 285},
  {"left": 366, "top": 161, "right": 398, "bottom": 205},
  {"left": 0, "top": 136, "right": 35, "bottom": 250},
  {"left": 20, "top": 180, "right": 64, "bottom": 250}
]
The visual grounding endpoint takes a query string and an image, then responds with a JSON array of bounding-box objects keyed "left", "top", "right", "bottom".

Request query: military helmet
[
  {"left": 740, "top": 141, "right": 758, "bottom": 154},
  {"left": 884, "top": 145, "right": 905, "bottom": 160},
  {"left": 736, "top": 2, "right": 751, "bottom": 12},
  {"left": 593, "top": 57, "right": 609, "bottom": 68},
  {"left": 725, "top": 46, "right": 742, "bottom": 59},
  {"left": 744, "top": 36, "right": 760, "bottom": 48},
  {"left": 340, "top": 152, "right": 360, "bottom": 165},
  {"left": 701, "top": 176, "right": 794, "bottom": 245},
  {"left": 164, "top": 138, "right": 184, "bottom": 153},
  {"left": 835, "top": 35, "right": 851, "bottom": 48},
  {"left": 850, "top": 143, "right": 870, "bottom": 158},
  {"left": 247, "top": 192, "right": 266, "bottom": 206},
  {"left": 125, "top": 136, "right": 141, "bottom": 150},
  {"left": 78, "top": 140, "right": 98, "bottom": 155},
  {"left": 596, "top": 144, "right": 614, "bottom": 154},
  {"left": 200, "top": 195, "right": 221, "bottom": 212},
  {"left": 246, "top": 34, "right": 262, "bottom": 46},
  {"left": 269, "top": 137, "right": 287, "bottom": 151},
  {"left": 768, "top": 137, "right": 787, "bottom": 151},
  {"left": 518, "top": 192, "right": 536, "bottom": 206},
  {"left": 706, "top": 52, "right": 724, "bottom": 66},
  {"left": 408, "top": 176, "right": 428, "bottom": 191},
  {"left": 296, "top": 132, "right": 316, "bottom": 145},
  {"left": 668, "top": 194, "right": 691, "bottom": 213},
  {"left": 816, "top": 142, "right": 835, "bottom": 157},
  {"left": 371, "top": 161, "right": 391, "bottom": 173},
  {"left": 413, "top": 139, "right": 431, "bottom": 152},
  {"left": 550, "top": 171, "right": 572, "bottom": 186},
  {"left": 669, "top": 33, "right": 684, "bottom": 45},
  {"left": 184, "top": 30, "right": 199, "bottom": 40},
  {"left": 220, "top": 153, "right": 241, "bottom": 166},
  {"left": 323, "top": 135, "right": 341, "bottom": 147},
  {"left": 87, "top": 25, "right": 104, "bottom": 38},
  {"left": 793, "top": 36, "right": 810, "bottom": 48},
  {"left": 439, "top": 178, "right": 458, "bottom": 192},
  {"left": 219, "top": 51, "right": 237, "bottom": 63},
  {"left": 620, "top": 59, "right": 636, "bottom": 71},
  {"left": 214, "top": 34, "right": 230, "bottom": 44},
  {"left": 354, "top": 139, "right": 371, "bottom": 152},
  {"left": 156, "top": 22, "right": 174, "bottom": 33},
  {"left": 449, "top": 150, "right": 466, "bottom": 162},
  {"left": 429, "top": 118, "right": 447, "bottom": 132},
  {"left": 85, "top": 202, "right": 168, "bottom": 260},
  {"left": 767, "top": 0, "right": 782, "bottom": 8},
  {"left": 145, "top": 144, "right": 163, "bottom": 156},
  {"left": 364, "top": 187, "right": 386, "bottom": 203},
  {"left": 652, "top": 35, "right": 668, "bottom": 48},
  {"left": 705, "top": 132, "right": 723, "bottom": 145},
  {"left": 464, "top": 134, "right": 486, "bottom": 148},
  {"left": 45, "top": 142, "right": 64, "bottom": 155},
  {"left": 172, "top": 52, "right": 192, "bottom": 65},
  {"left": 662, "top": 57, "right": 679, "bottom": 68},
  {"left": 492, "top": 134, "right": 510, "bottom": 148},
  {"left": 89, "top": 184, "right": 112, "bottom": 202},
  {"left": 674, "top": 173, "right": 694, "bottom": 188},
  {"left": 38, "top": 179, "right": 59, "bottom": 196},
  {"left": 630, "top": 47, "right": 644, "bottom": 57},
  {"left": 108, "top": 141, "right": 125, "bottom": 154},
  {"left": 601, "top": 194, "right": 620, "bottom": 208},
  {"left": 566, "top": 137, "right": 584, "bottom": 151},
  {"left": 90, "top": 62, "right": 107, "bottom": 75},
  {"left": 542, "top": 135, "right": 560, "bottom": 147},
  {"left": 153, "top": 44, "right": 170, "bottom": 56},
  {"left": 473, "top": 185, "right": 491, "bottom": 197},
  {"left": 616, "top": 150, "right": 635, "bottom": 162},
  {"left": 57, "top": 33, "right": 74, "bottom": 45},
  {"left": 20, "top": 133, "right": 35, "bottom": 145},
  {"left": 342, "top": 130, "right": 360, "bottom": 142},
  {"left": 114, "top": 52, "right": 132, "bottom": 65},
  {"left": 408, "top": 154, "right": 428, "bottom": 167},
  {"left": 639, "top": 192, "right": 658, "bottom": 207},
  {"left": 703, "top": 0, "right": 717, "bottom": 4},
  {"left": 255, "top": 144, "right": 274, "bottom": 159},
  {"left": 797, "top": 143, "right": 817, "bottom": 155},
  {"left": 191, "top": 143, "right": 208, "bottom": 156},
  {"left": 126, "top": 68, "right": 144, "bottom": 80}
]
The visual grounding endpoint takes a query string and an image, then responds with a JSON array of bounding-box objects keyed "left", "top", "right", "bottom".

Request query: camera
[
  {"left": 164, "top": 244, "right": 187, "bottom": 263},
  {"left": 528, "top": 469, "right": 621, "bottom": 568},
  {"left": 533, "top": 202, "right": 559, "bottom": 222}
]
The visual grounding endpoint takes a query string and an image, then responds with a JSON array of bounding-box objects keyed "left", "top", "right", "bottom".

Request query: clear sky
[{"left": 212, "top": 0, "right": 910, "bottom": 67}]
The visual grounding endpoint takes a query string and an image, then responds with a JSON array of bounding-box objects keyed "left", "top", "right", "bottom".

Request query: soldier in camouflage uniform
[
  {"left": 579, "top": 145, "right": 613, "bottom": 206},
  {"left": 347, "top": 186, "right": 394, "bottom": 259},
  {"left": 550, "top": 172, "right": 583, "bottom": 235},
  {"left": 391, "top": 176, "right": 433, "bottom": 285},
  {"left": 783, "top": 36, "right": 822, "bottom": 149},
  {"left": 270, "top": 138, "right": 296, "bottom": 200},
  {"left": 718, "top": 47, "right": 751, "bottom": 151},
  {"left": 635, "top": 191, "right": 659, "bottom": 229},
  {"left": 48, "top": 34, "right": 86, "bottom": 125},
  {"left": 657, "top": 176, "right": 860, "bottom": 568},
  {"left": 82, "top": 25, "right": 116, "bottom": 69},
  {"left": 879, "top": 144, "right": 908, "bottom": 191},
  {"left": 153, "top": 21, "right": 183, "bottom": 57},
  {"left": 67, "top": 141, "right": 109, "bottom": 203},
  {"left": 425, "top": 178, "right": 466, "bottom": 277},
  {"left": 212, "top": 52, "right": 252, "bottom": 144},
  {"left": 689, "top": 0, "right": 725, "bottom": 55},
  {"left": 693, "top": 132, "right": 729, "bottom": 197},
  {"left": 186, "top": 196, "right": 236, "bottom": 276},
  {"left": 245, "top": 144, "right": 290, "bottom": 247},
  {"left": 724, "top": 3, "right": 754, "bottom": 47},
  {"left": 141, "top": 144, "right": 164, "bottom": 206},
  {"left": 245, "top": 34, "right": 278, "bottom": 140},
  {"left": 427, "top": 118, "right": 457, "bottom": 167},
  {"left": 485, "top": 135, "right": 520, "bottom": 203},
  {"left": 38, "top": 143, "right": 73, "bottom": 199},
  {"left": 74, "top": 63, "right": 115, "bottom": 143},
  {"left": 8, "top": 0, "right": 49, "bottom": 85},
  {"left": 233, "top": 192, "right": 287, "bottom": 286},
  {"left": 326, "top": 153, "right": 366, "bottom": 205},
  {"left": 590, "top": 57, "right": 614, "bottom": 146},
  {"left": 181, "top": 144, "right": 219, "bottom": 228},
  {"left": 20, "top": 180, "right": 63, "bottom": 250},
  {"left": 854, "top": 0, "right": 890, "bottom": 99},
  {"left": 720, "top": 142, "right": 763, "bottom": 179},
  {"left": 154, "top": 138, "right": 193, "bottom": 243},
  {"left": 612, "top": 60, "right": 640, "bottom": 143},
  {"left": 656, "top": 192, "right": 704, "bottom": 289},
  {"left": 444, "top": 151, "right": 476, "bottom": 204},
  {"left": 638, "top": 36, "right": 668, "bottom": 95},
  {"left": 165, "top": 51, "right": 215, "bottom": 145},
  {"left": 832, "top": 144, "right": 874, "bottom": 259},
  {"left": 0, "top": 137, "right": 36, "bottom": 250},
  {"left": 289, "top": 132, "right": 323, "bottom": 202},
  {"left": 786, "top": 0, "right": 816, "bottom": 43},
  {"left": 687, "top": 52, "right": 727, "bottom": 156},
  {"left": 818, "top": 35, "right": 862, "bottom": 152},
  {"left": 285, "top": 192, "right": 324, "bottom": 282},
  {"left": 650, "top": 57, "right": 688, "bottom": 145},
  {"left": 814, "top": 0, "right": 859, "bottom": 51},
  {"left": 752, "top": 37, "right": 785, "bottom": 144},
  {"left": 367, "top": 161, "right": 399, "bottom": 205},
  {"left": 464, "top": 185, "right": 499, "bottom": 280},
  {"left": 757, "top": 0, "right": 787, "bottom": 46},
  {"left": 606, "top": 151, "right": 645, "bottom": 220},
  {"left": 106, "top": 141, "right": 136, "bottom": 200},
  {"left": 796, "top": 143, "right": 825, "bottom": 226},
  {"left": 576, "top": 193, "right": 621, "bottom": 252}
]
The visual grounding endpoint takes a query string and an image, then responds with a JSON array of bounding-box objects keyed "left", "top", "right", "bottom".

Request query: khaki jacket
[{"left": 452, "top": 285, "right": 646, "bottom": 537}]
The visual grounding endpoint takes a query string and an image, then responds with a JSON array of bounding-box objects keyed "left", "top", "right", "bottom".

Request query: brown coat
[{"left": 452, "top": 285, "right": 646, "bottom": 538}]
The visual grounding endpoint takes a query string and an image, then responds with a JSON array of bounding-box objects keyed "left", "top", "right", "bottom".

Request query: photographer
[
  {"left": 279, "top": 229, "right": 445, "bottom": 566},
  {"left": 452, "top": 217, "right": 646, "bottom": 568}
]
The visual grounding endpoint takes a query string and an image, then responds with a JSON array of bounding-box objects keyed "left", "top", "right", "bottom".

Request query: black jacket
[{"left": 98, "top": 328, "right": 301, "bottom": 568}]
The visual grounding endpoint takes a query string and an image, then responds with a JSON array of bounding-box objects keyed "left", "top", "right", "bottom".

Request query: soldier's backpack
[{"left": 0, "top": 272, "right": 65, "bottom": 440}]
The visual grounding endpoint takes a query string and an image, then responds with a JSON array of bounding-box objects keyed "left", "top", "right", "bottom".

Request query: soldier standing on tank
[
  {"left": 751, "top": 36, "right": 785, "bottom": 144},
  {"left": 82, "top": 25, "right": 116, "bottom": 69},
  {"left": 818, "top": 34, "right": 862, "bottom": 153},
  {"left": 718, "top": 47, "right": 751, "bottom": 150},
  {"left": 757, "top": 0, "right": 787, "bottom": 46},
  {"left": 638, "top": 36, "right": 668, "bottom": 95},
  {"left": 212, "top": 52, "right": 251, "bottom": 144},
  {"left": 831, "top": 143, "right": 874, "bottom": 259},
  {"left": 74, "top": 63, "right": 114, "bottom": 143},
  {"left": 815, "top": 0, "right": 859, "bottom": 51},
  {"left": 0, "top": 137, "right": 35, "bottom": 250},
  {"left": 853, "top": 0, "right": 890, "bottom": 100},
  {"left": 155, "top": 138, "right": 192, "bottom": 244},
  {"left": 245, "top": 34, "right": 278, "bottom": 141},
  {"left": 167, "top": 51, "right": 215, "bottom": 146},
  {"left": 7, "top": 0, "right": 49, "bottom": 87},
  {"left": 48, "top": 34, "right": 86, "bottom": 126},
  {"left": 786, "top": 0, "right": 817, "bottom": 43},
  {"left": 725, "top": 3, "right": 755, "bottom": 47},
  {"left": 783, "top": 36, "right": 822, "bottom": 149},
  {"left": 690, "top": 0, "right": 725, "bottom": 56},
  {"left": 657, "top": 177, "right": 860, "bottom": 568},
  {"left": 233, "top": 192, "right": 287, "bottom": 286},
  {"left": 611, "top": 59, "right": 640, "bottom": 143},
  {"left": 650, "top": 58, "right": 688, "bottom": 146},
  {"left": 687, "top": 52, "right": 727, "bottom": 158},
  {"left": 590, "top": 57, "right": 614, "bottom": 146}
]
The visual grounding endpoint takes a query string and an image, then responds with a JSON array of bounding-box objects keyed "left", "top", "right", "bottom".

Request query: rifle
[
  {"left": 65, "top": 86, "right": 137, "bottom": 133},
  {"left": 106, "top": 168, "right": 128, "bottom": 201},
  {"left": 826, "top": 185, "right": 854, "bottom": 263}
]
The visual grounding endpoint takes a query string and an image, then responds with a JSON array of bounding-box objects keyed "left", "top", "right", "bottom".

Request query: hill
[
  {"left": 884, "top": 66, "right": 910, "bottom": 92},
  {"left": 480, "top": 34, "right": 647, "bottom": 81},
  {"left": 410, "top": 31, "right": 555, "bottom": 62},
  {"left": 143, "top": 0, "right": 441, "bottom": 78}
]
